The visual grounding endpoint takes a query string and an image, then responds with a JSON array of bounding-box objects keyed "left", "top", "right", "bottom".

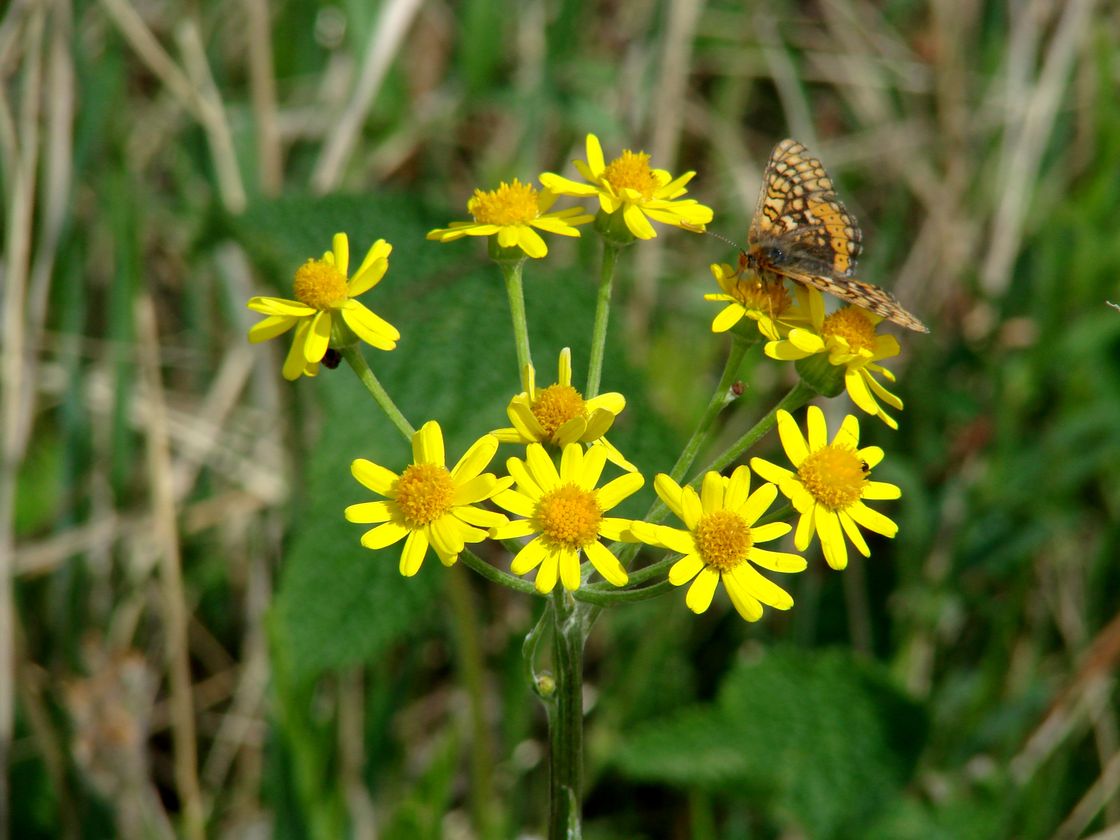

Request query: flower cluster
[{"left": 244, "top": 130, "right": 919, "bottom": 622}]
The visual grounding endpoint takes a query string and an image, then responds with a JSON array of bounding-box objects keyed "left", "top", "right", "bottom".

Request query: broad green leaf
[{"left": 615, "top": 647, "right": 927, "bottom": 839}]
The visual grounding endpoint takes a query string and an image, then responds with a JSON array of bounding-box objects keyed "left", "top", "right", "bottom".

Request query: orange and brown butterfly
[{"left": 741, "top": 138, "right": 929, "bottom": 333}]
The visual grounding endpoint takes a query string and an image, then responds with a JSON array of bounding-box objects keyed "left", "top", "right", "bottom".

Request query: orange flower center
[
  {"left": 602, "top": 150, "right": 657, "bottom": 200},
  {"left": 535, "top": 483, "right": 602, "bottom": 549},
  {"left": 797, "top": 446, "right": 867, "bottom": 511},
  {"left": 468, "top": 179, "right": 540, "bottom": 225},
  {"left": 293, "top": 258, "right": 349, "bottom": 311},
  {"left": 735, "top": 277, "right": 791, "bottom": 316},
  {"left": 532, "top": 384, "right": 587, "bottom": 440},
  {"left": 821, "top": 307, "right": 876, "bottom": 354},
  {"left": 693, "top": 509, "right": 752, "bottom": 572},
  {"left": 394, "top": 463, "right": 456, "bottom": 527}
]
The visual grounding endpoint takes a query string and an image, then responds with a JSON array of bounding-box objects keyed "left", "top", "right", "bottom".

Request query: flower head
[
  {"left": 539, "top": 134, "right": 713, "bottom": 240},
  {"left": 247, "top": 233, "right": 400, "bottom": 380},
  {"left": 426, "top": 179, "right": 593, "bottom": 259},
  {"left": 751, "top": 406, "right": 901, "bottom": 571},
  {"left": 705, "top": 262, "right": 812, "bottom": 340},
  {"left": 345, "top": 421, "right": 512, "bottom": 576},
  {"left": 630, "top": 467, "right": 805, "bottom": 621},
  {"left": 492, "top": 347, "right": 636, "bottom": 472},
  {"left": 764, "top": 288, "right": 904, "bottom": 428},
  {"left": 491, "top": 442, "right": 643, "bottom": 593}
]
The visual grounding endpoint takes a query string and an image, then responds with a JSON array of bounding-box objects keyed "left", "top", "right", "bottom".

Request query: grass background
[{"left": 4, "top": 0, "right": 1120, "bottom": 837}]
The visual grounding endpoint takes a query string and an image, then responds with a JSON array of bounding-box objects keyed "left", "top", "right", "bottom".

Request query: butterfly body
[{"left": 745, "top": 138, "right": 928, "bottom": 333}]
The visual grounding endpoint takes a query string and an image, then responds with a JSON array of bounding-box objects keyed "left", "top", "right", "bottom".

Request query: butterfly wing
[{"left": 747, "top": 139, "right": 928, "bottom": 333}]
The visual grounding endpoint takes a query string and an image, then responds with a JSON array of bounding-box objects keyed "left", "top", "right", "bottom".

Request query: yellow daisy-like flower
[
  {"left": 751, "top": 406, "right": 901, "bottom": 571},
  {"left": 491, "top": 442, "right": 644, "bottom": 593},
  {"left": 631, "top": 467, "right": 806, "bottom": 622},
  {"left": 247, "top": 233, "right": 400, "bottom": 380},
  {"left": 492, "top": 347, "right": 636, "bottom": 472},
  {"left": 345, "top": 421, "right": 512, "bottom": 577},
  {"left": 705, "top": 262, "right": 812, "bottom": 340},
  {"left": 764, "top": 288, "right": 904, "bottom": 429},
  {"left": 425, "top": 179, "right": 593, "bottom": 259},
  {"left": 539, "top": 133, "right": 713, "bottom": 240}
]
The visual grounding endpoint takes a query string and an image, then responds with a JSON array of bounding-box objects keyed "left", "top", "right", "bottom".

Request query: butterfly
[{"left": 742, "top": 138, "right": 929, "bottom": 333}]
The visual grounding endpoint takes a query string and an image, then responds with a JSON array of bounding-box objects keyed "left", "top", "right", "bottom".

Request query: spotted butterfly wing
[{"left": 745, "top": 138, "right": 928, "bottom": 333}]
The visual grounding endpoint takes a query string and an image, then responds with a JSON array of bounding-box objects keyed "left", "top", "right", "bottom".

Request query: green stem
[
  {"left": 547, "top": 591, "right": 584, "bottom": 839},
  {"left": 667, "top": 334, "right": 751, "bottom": 484},
  {"left": 585, "top": 552, "right": 677, "bottom": 590},
  {"left": 500, "top": 260, "right": 533, "bottom": 376},
  {"left": 458, "top": 547, "right": 538, "bottom": 595},
  {"left": 573, "top": 578, "right": 674, "bottom": 605},
  {"left": 586, "top": 244, "right": 620, "bottom": 399},
  {"left": 698, "top": 380, "right": 815, "bottom": 478},
  {"left": 522, "top": 605, "right": 551, "bottom": 699},
  {"left": 341, "top": 346, "right": 414, "bottom": 440}
]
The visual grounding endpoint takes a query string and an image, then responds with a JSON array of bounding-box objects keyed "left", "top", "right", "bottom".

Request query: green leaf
[{"left": 614, "top": 647, "right": 928, "bottom": 839}]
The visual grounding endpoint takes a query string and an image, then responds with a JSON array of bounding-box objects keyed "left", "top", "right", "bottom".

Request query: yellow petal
[
  {"left": 451, "top": 433, "right": 499, "bottom": 482},
  {"left": 351, "top": 458, "right": 398, "bottom": 494},
  {"left": 248, "top": 314, "right": 298, "bottom": 343},
  {"left": 597, "top": 472, "right": 644, "bottom": 512},
  {"left": 584, "top": 540, "right": 628, "bottom": 586},
  {"left": 669, "top": 553, "right": 704, "bottom": 586},
  {"left": 359, "top": 520, "right": 408, "bottom": 550},
  {"left": 684, "top": 568, "right": 719, "bottom": 613},
  {"left": 302, "top": 310, "right": 331, "bottom": 363},
  {"left": 344, "top": 500, "right": 393, "bottom": 524},
  {"left": 776, "top": 410, "right": 809, "bottom": 466},
  {"left": 332, "top": 232, "right": 349, "bottom": 277},
  {"left": 399, "top": 529, "right": 429, "bottom": 576},
  {"left": 806, "top": 405, "right": 828, "bottom": 451},
  {"left": 341, "top": 301, "right": 399, "bottom": 350},
  {"left": 413, "top": 420, "right": 445, "bottom": 466}
]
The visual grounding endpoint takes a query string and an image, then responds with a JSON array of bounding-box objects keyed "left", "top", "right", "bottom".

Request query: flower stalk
[
  {"left": 585, "top": 243, "right": 619, "bottom": 399},
  {"left": 341, "top": 346, "right": 414, "bottom": 440},
  {"left": 547, "top": 592, "right": 585, "bottom": 840},
  {"left": 501, "top": 260, "right": 533, "bottom": 376}
]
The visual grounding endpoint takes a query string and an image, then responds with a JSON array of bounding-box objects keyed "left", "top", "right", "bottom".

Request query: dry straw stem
[
  {"left": 98, "top": 0, "right": 246, "bottom": 212},
  {"left": 311, "top": 0, "right": 424, "bottom": 193},
  {"left": 241, "top": 0, "right": 283, "bottom": 194},
  {"left": 980, "top": 0, "right": 1100, "bottom": 295},
  {"left": 628, "top": 0, "right": 704, "bottom": 349},
  {"left": 135, "top": 294, "right": 206, "bottom": 840},
  {"left": 0, "top": 6, "right": 47, "bottom": 835}
]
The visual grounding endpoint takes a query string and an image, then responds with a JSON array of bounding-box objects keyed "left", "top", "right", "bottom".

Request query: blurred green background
[{"left": 4, "top": 0, "right": 1119, "bottom": 837}]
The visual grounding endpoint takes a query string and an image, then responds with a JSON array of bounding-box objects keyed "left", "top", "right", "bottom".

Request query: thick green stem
[
  {"left": 585, "top": 244, "right": 620, "bottom": 399},
  {"left": 500, "top": 260, "right": 533, "bottom": 376},
  {"left": 547, "top": 592, "right": 585, "bottom": 839},
  {"left": 667, "top": 335, "right": 751, "bottom": 484},
  {"left": 699, "top": 380, "right": 815, "bottom": 477},
  {"left": 458, "top": 547, "right": 538, "bottom": 595},
  {"left": 341, "top": 346, "right": 414, "bottom": 440}
]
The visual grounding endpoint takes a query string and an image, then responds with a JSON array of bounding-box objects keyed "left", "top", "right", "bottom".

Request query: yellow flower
[
  {"left": 764, "top": 288, "right": 904, "bottom": 429},
  {"left": 539, "top": 133, "right": 713, "bottom": 240},
  {"left": 705, "top": 262, "right": 812, "bottom": 340},
  {"left": 426, "top": 179, "right": 593, "bottom": 259},
  {"left": 492, "top": 347, "right": 636, "bottom": 472},
  {"left": 491, "top": 442, "right": 644, "bottom": 593},
  {"left": 631, "top": 467, "right": 806, "bottom": 622},
  {"left": 345, "top": 421, "right": 512, "bottom": 577},
  {"left": 751, "top": 407, "right": 901, "bottom": 571},
  {"left": 247, "top": 233, "right": 399, "bottom": 380}
]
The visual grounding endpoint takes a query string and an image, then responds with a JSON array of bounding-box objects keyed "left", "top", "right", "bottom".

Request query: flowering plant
[{"left": 247, "top": 133, "right": 922, "bottom": 837}]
